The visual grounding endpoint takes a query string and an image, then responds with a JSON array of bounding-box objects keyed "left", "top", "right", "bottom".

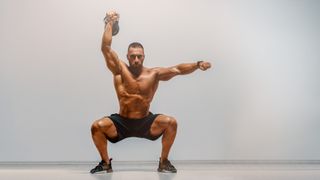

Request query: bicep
[{"left": 156, "top": 67, "right": 180, "bottom": 81}]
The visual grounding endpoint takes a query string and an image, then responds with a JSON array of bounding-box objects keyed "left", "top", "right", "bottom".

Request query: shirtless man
[{"left": 90, "top": 11, "right": 211, "bottom": 174}]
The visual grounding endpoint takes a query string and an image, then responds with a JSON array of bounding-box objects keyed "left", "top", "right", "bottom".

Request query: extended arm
[
  {"left": 156, "top": 61, "right": 212, "bottom": 81},
  {"left": 101, "top": 11, "right": 121, "bottom": 75}
]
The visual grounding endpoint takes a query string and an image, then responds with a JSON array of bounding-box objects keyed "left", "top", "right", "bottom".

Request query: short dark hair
[{"left": 128, "top": 42, "right": 144, "bottom": 51}]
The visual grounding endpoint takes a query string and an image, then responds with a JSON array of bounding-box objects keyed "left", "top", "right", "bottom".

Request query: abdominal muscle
[
  {"left": 118, "top": 93, "right": 152, "bottom": 119},
  {"left": 114, "top": 66, "right": 158, "bottom": 119}
]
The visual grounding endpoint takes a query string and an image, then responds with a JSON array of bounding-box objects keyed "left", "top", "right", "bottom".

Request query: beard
[{"left": 129, "top": 62, "right": 143, "bottom": 76}]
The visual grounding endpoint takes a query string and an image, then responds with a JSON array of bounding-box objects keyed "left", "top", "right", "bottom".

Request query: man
[{"left": 90, "top": 11, "right": 211, "bottom": 174}]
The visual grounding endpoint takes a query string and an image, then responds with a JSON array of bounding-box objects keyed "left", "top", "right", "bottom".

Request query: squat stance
[{"left": 90, "top": 11, "right": 211, "bottom": 173}]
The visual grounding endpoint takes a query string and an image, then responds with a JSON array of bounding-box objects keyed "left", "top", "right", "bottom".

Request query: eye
[
  {"left": 130, "top": 55, "right": 135, "bottom": 59},
  {"left": 130, "top": 54, "right": 143, "bottom": 59}
]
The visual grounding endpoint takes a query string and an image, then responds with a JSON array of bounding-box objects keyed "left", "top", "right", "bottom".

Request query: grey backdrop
[{"left": 1, "top": 0, "right": 320, "bottom": 162}]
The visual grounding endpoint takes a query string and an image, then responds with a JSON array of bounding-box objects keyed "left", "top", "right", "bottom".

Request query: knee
[
  {"left": 91, "top": 118, "right": 112, "bottom": 134},
  {"left": 91, "top": 120, "right": 100, "bottom": 134},
  {"left": 167, "top": 117, "right": 178, "bottom": 130}
]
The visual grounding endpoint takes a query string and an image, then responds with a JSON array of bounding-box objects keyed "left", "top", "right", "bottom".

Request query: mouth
[{"left": 134, "top": 61, "right": 140, "bottom": 65}]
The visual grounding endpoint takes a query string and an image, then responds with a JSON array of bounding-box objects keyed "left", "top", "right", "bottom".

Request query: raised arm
[
  {"left": 101, "top": 11, "right": 121, "bottom": 75},
  {"left": 155, "top": 61, "right": 212, "bottom": 81}
]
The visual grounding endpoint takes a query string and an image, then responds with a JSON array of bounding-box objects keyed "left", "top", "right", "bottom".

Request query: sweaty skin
[
  {"left": 113, "top": 51, "right": 211, "bottom": 119},
  {"left": 114, "top": 60, "right": 159, "bottom": 119},
  {"left": 91, "top": 11, "right": 211, "bottom": 165}
]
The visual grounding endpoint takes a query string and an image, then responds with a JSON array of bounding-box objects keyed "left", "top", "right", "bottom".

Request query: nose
[{"left": 134, "top": 59, "right": 139, "bottom": 64}]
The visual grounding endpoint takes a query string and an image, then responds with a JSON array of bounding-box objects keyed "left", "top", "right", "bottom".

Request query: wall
[{"left": 1, "top": 0, "right": 320, "bottom": 162}]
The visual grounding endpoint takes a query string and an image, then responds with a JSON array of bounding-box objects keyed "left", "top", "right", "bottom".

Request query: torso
[{"left": 114, "top": 62, "right": 159, "bottom": 119}]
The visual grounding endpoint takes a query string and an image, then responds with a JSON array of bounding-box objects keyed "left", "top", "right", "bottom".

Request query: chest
[{"left": 115, "top": 70, "right": 158, "bottom": 95}]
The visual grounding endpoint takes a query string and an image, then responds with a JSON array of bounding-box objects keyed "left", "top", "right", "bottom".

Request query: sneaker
[
  {"left": 90, "top": 159, "right": 113, "bottom": 174},
  {"left": 157, "top": 158, "right": 177, "bottom": 173}
]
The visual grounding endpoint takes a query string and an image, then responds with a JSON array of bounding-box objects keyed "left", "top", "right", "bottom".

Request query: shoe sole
[
  {"left": 157, "top": 168, "right": 177, "bottom": 173},
  {"left": 90, "top": 169, "right": 113, "bottom": 174}
]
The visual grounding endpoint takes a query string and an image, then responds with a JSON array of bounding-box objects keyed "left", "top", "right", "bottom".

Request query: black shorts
[{"left": 106, "top": 112, "right": 162, "bottom": 143}]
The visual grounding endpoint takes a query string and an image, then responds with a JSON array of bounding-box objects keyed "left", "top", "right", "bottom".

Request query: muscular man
[{"left": 90, "top": 11, "right": 211, "bottom": 174}]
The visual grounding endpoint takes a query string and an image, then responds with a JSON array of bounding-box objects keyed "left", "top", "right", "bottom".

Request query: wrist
[
  {"left": 197, "top": 61, "right": 203, "bottom": 68},
  {"left": 104, "top": 17, "right": 113, "bottom": 25}
]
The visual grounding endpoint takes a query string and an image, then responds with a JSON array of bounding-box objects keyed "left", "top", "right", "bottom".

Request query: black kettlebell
[{"left": 112, "top": 21, "right": 119, "bottom": 36}]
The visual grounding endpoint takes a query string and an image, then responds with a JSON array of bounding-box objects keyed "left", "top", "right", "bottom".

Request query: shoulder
[
  {"left": 144, "top": 66, "right": 156, "bottom": 72},
  {"left": 149, "top": 67, "right": 163, "bottom": 74},
  {"left": 142, "top": 67, "right": 160, "bottom": 79}
]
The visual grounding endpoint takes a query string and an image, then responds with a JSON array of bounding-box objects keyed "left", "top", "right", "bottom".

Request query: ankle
[
  {"left": 102, "top": 158, "right": 111, "bottom": 165},
  {"left": 160, "top": 157, "right": 168, "bottom": 163}
]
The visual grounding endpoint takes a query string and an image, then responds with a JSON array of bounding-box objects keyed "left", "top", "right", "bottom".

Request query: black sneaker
[
  {"left": 90, "top": 159, "right": 113, "bottom": 174},
  {"left": 157, "top": 158, "right": 177, "bottom": 173}
]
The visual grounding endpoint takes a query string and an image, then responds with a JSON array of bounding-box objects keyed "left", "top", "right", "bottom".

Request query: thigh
[
  {"left": 149, "top": 114, "right": 174, "bottom": 137},
  {"left": 96, "top": 117, "right": 118, "bottom": 139}
]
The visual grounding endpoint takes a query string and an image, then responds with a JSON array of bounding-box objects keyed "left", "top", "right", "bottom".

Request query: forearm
[
  {"left": 101, "top": 22, "right": 113, "bottom": 50},
  {"left": 175, "top": 62, "right": 199, "bottom": 75},
  {"left": 101, "top": 20, "right": 121, "bottom": 74},
  {"left": 157, "top": 61, "right": 209, "bottom": 81}
]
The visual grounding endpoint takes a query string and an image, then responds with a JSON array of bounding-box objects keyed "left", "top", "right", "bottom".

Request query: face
[{"left": 127, "top": 47, "right": 145, "bottom": 68}]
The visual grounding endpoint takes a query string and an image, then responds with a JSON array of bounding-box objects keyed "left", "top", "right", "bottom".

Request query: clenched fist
[
  {"left": 104, "top": 10, "right": 120, "bottom": 23},
  {"left": 198, "top": 61, "right": 212, "bottom": 71}
]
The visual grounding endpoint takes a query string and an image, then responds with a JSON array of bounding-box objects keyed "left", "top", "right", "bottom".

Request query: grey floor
[{"left": 1, "top": 161, "right": 320, "bottom": 180}]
